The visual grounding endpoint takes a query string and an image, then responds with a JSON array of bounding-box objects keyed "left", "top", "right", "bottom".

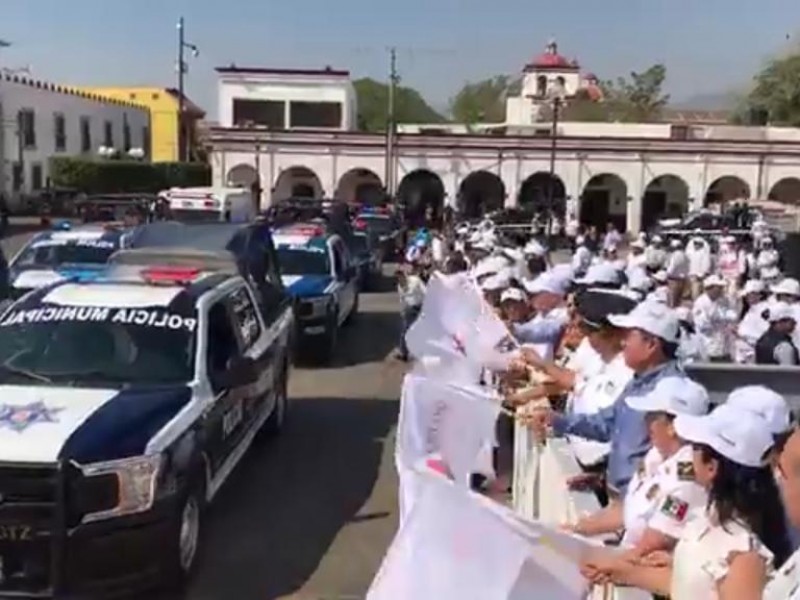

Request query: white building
[
  {"left": 216, "top": 65, "right": 357, "bottom": 134},
  {"left": 0, "top": 74, "right": 150, "bottom": 207}
]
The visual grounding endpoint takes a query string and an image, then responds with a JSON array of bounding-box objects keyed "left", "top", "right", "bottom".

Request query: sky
[{"left": 1, "top": 0, "right": 799, "bottom": 118}]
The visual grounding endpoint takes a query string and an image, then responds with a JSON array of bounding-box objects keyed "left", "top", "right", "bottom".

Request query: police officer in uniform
[
  {"left": 756, "top": 303, "right": 800, "bottom": 366},
  {"left": 768, "top": 426, "right": 800, "bottom": 599}
]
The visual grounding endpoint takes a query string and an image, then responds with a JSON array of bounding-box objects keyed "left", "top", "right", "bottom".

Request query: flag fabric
[
  {"left": 368, "top": 468, "right": 596, "bottom": 600},
  {"left": 395, "top": 373, "right": 502, "bottom": 524}
]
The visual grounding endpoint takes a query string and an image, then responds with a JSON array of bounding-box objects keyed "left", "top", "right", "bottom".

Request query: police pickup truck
[
  {"left": 7, "top": 222, "right": 131, "bottom": 299},
  {"left": 273, "top": 223, "right": 359, "bottom": 362},
  {"left": 0, "top": 254, "right": 293, "bottom": 597}
]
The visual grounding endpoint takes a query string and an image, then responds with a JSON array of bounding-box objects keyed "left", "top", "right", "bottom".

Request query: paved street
[{"left": 1, "top": 227, "right": 404, "bottom": 600}]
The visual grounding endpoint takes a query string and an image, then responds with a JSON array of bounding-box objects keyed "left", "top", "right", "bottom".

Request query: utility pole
[
  {"left": 176, "top": 18, "right": 198, "bottom": 162},
  {"left": 385, "top": 47, "right": 399, "bottom": 201}
]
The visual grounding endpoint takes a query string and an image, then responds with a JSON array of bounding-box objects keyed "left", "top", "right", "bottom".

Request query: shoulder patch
[
  {"left": 660, "top": 494, "right": 689, "bottom": 522},
  {"left": 677, "top": 461, "right": 695, "bottom": 481},
  {"left": 646, "top": 484, "right": 660, "bottom": 501}
]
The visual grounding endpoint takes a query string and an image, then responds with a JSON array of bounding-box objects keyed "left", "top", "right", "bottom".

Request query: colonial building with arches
[{"left": 208, "top": 127, "right": 800, "bottom": 233}]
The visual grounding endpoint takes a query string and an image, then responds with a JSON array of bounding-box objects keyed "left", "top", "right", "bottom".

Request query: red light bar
[
  {"left": 354, "top": 219, "right": 367, "bottom": 230},
  {"left": 141, "top": 266, "right": 201, "bottom": 285}
]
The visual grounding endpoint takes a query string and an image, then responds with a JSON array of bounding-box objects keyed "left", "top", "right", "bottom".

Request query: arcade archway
[
  {"left": 226, "top": 164, "right": 258, "bottom": 188},
  {"left": 642, "top": 174, "right": 690, "bottom": 230},
  {"left": 335, "top": 168, "right": 384, "bottom": 205},
  {"left": 769, "top": 178, "right": 800, "bottom": 205},
  {"left": 580, "top": 173, "right": 628, "bottom": 231},
  {"left": 273, "top": 166, "right": 324, "bottom": 201},
  {"left": 397, "top": 169, "right": 445, "bottom": 228},
  {"left": 517, "top": 172, "right": 566, "bottom": 218},
  {"left": 457, "top": 171, "right": 505, "bottom": 219},
  {"left": 704, "top": 176, "right": 750, "bottom": 206}
]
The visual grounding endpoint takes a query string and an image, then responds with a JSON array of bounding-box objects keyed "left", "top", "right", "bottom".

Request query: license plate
[
  {"left": 304, "top": 325, "right": 326, "bottom": 335},
  {"left": 0, "top": 524, "right": 34, "bottom": 542}
]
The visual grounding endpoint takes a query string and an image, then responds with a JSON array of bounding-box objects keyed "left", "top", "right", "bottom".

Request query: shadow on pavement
[
  {"left": 175, "top": 395, "right": 398, "bottom": 600},
  {"left": 333, "top": 310, "right": 400, "bottom": 368}
]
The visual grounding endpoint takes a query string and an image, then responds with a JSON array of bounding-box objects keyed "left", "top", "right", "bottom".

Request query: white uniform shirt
[
  {"left": 692, "top": 293, "right": 738, "bottom": 358},
  {"left": 666, "top": 250, "right": 690, "bottom": 280},
  {"left": 566, "top": 353, "right": 633, "bottom": 467},
  {"left": 671, "top": 511, "right": 773, "bottom": 599},
  {"left": 431, "top": 236, "right": 445, "bottom": 263},
  {"left": 572, "top": 246, "right": 592, "bottom": 274},
  {"left": 765, "top": 548, "right": 800, "bottom": 599},
  {"left": 565, "top": 338, "right": 605, "bottom": 381},
  {"left": 645, "top": 246, "right": 667, "bottom": 270},
  {"left": 687, "top": 240, "right": 713, "bottom": 279},
  {"left": 735, "top": 301, "right": 770, "bottom": 364},
  {"left": 621, "top": 445, "right": 708, "bottom": 547}
]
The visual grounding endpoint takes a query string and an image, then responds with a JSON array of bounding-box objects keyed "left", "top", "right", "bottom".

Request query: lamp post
[
  {"left": 545, "top": 83, "right": 566, "bottom": 241},
  {"left": 176, "top": 17, "right": 199, "bottom": 163}
]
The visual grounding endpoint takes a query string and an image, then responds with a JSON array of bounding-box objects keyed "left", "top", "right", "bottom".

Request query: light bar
[{"left": 141, "top": 266, "right": 201, "bottom": 286}]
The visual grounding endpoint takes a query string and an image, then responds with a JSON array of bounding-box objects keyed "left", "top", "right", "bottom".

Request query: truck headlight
[
  {"left": 303, "top": 296, "right": 330, "bottom": 318},
  {"left": 79, "top": 454, "right": 162, "bottom": 524}
]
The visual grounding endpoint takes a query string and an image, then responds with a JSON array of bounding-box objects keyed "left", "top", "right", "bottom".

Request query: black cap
[{"left": 575, "top": 289, "right": 638, "bottom": 329}]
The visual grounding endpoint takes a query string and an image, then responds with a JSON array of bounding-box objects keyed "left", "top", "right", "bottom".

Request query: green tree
[
  {"left": 738, "top": 52, "right": 800, "bottom": 126},
  {"left": 449, "top": 76, "right": 522, "bottom": 125},
  {"left": 353, "top": 77, "right": 445, "bottom": 132},
  {"left": 603, "top": 64, "right": 670, "bottom": 122}
]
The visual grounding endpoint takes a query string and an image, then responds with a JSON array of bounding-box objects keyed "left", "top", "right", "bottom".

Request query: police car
[
  {"left": 8, "top": 222, "right": 131, "bottom": 299},
  {"left": 273, "top": 223, "right": 358, "bottom": 362},
  {"left": 0, "top": 254, "right": 293, "bottom": 597}
]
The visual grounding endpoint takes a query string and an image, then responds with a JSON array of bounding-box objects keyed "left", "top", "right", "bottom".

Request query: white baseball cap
[
  {"left": 523, "top": 240, "right": 547, "bottom": 257},
  {"left": 630, "top": 239, "right": 646, "bottom": 250},
  {"left": 674, "top": 404, "right": 774, "bottom": 468},
  {"left": 523, "top": 271, "right": 570, "bottom": 296},
  {"left": 473, "top": 255, "right": 509, "bottom": 278},
  {"left": 480, "top": 270, "right": 511, "bottom": 292},
  {"left": 608, "top": 301, "right": 680, "bottom": 343},
  {"left": 703, "top": 274, "right": 726, "bottom": 288},
  {"left": 669, "top": 238, "right": 683, "bottom": 249},
  {"left": 772, "top": 278, "right": 800, "bottom": 297},
  {"left": 574, "top": 263, "right": 621, "bottom": 287},
  {"left": 652, "top": 235, "right": 663, "bottom": 244},
  {"left": 739, "top": 279, "right": 766, "bottom": 297},
  {"left": 626, "top": 376, "right": 710, "bottom": 416},
  {"left": 768, "top": 302, "right": 796, "bottom": 323},
  {"left": 500, "top": 287, "right": 527, "bottom": 304},
  {"left": 725, "top": 386, "right": 792, "bottom": 435}
]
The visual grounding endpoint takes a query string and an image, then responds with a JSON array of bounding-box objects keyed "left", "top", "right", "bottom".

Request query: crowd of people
[{"left": 394, "top": 215, "right": 800, "bottom": 599}]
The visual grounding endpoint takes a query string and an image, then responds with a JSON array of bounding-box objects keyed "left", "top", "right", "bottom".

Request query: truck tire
[
  {"left": 263, "top": 358, "right": 289, "bottom": 436},
  {"left": 165, "top": 473, "right": 205, "bottom": 590}
]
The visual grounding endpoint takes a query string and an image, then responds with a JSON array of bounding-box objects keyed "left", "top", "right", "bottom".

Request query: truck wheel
[{"left": 165, "top": 477, "right": 205, "bottom": 589}]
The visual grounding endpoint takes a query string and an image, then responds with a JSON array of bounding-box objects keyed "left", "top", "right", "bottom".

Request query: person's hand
[
  {"left": 579, "top": 560, "right": 611, "bottom": 585},
  {"left": 566, "top": 472, "right": 603, "bottom": 492},
  {"left": 636, "top": 550, "right": 672, "bottom": 568},
  {"left": 520, "top": 346, "right": 545, "bottom": 369},
  {"left": 520, "top": 407, "right": 553, "bottom": 440}
]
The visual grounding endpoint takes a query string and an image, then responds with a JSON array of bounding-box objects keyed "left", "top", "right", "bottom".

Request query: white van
[{"left": 166, "top": 187, "right": 255, "bottom": 223}]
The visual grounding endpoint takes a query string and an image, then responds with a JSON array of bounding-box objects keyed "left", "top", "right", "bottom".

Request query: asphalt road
[{"left": 1, "top": 227, "right": 404, "bottom": 600}]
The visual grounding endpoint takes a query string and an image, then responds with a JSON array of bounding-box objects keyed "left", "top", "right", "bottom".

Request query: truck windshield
[
  {"left": 15, "top": 239, "right": 118, "bottom": 268},
  {"left": 0, "top": 306, "right": 196, "bottom": 387},
  {"left": 277, "top": 247, "right": 330, "bottom": 276}
]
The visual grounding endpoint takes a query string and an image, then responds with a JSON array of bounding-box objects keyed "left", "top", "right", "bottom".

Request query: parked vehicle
[
  {"left": 350, "top": 230, "right": 383, "bottom": 290},
  {"left": 165, "top": 187, "right": 255, "bottom": 223}
]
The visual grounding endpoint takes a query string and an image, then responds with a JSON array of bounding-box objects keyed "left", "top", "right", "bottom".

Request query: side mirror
[{"left": 216, "top": 356, "right": 259, "bottom": 389}]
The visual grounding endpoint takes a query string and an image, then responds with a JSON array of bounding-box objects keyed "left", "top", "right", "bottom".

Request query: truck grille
[{"left": 0, "top": 462, "right": 60, "bottom": 594}]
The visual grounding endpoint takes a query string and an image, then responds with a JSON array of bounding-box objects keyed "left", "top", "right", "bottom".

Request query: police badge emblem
[{"left": 0, "top": 402, "right": 62, "bottom": 433}]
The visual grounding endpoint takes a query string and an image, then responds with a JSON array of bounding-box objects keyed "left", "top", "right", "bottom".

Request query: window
[
  {"left": 536, "top": 76, "right": 547, "bottom": 97},
  {"left": 232, "top": 99, "right": 285, "bottom": 128},
  {"left": 12, "top": 163, "right": 23, "bottom": 191},
  {"left": 289, "top": 101, "right": 343, "bottom": 129},
  {"left": 141, "top": 126, "right": 150, "bottom": 157},
  {"left": 31, "top": 164, "right": 43, "bottom": 190},
  {"left": 671, "top": 125, "right": 689, "bottom": 140},
  {"left": 122, "top": 114, "right": 131, "bottom": 151},
  {"left": 54, "top": 113, "right": 66, "bottom": 151},
  {"left": 206, "top": 302, "right": 240, "bottom": 393},
  {"left": 17, "top": 109, "right": 35, "bottom": 148},
  {"left": 80, "top": 117, "right": 91, "bottom": 153},
  {"left": 276, "top": 246, "right": 330, "bottom": 276},
  {"left": 104, "top": 120, "right": 113, "bottom": 147},
  {"left": 229, "top": 287, "right": 262, "bottom": 350}
]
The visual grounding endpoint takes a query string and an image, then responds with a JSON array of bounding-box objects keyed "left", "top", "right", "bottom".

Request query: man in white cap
[
  {"left": 665, "top": 238, "right": 690, "bottom": 307},
  {"left": 692, "top": 274, "right": 738, "bottom": 362},
  {"left": 571, "top": 235, "right": 593, "bottom": 277},
  {"left": 575, "top": 262, "right": 622, "bottom": 290},
  {"left": 772, "top": 278, "right": 800, "bottom": 351},
  {"left": 514, "top": 270, "right": 571, "bottom": 361},
  {"left": 685, "top": 236, "right": 712, "bottom": 300},
  {"left": 626, "top": 239, "right": 648, "bottom": 279},
  {"left": 645, "top": 235, "right": 667, "bottom": 272},
  {"left": 498, "top": 287, "right": 530, "bottom": 325},
  {"left": 734, "top": 279, "right": 770, "bottom": 364},
  {"left": 757, "top": 236, "right": 781, "bottom": 281},
  {"left": 527, "top": 301, "right": 693, "bottom": 499},
  {"left": 755, "top": 302, "right": 799, "bottom": 366}
]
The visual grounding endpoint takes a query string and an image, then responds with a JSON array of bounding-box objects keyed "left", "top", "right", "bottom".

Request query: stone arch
[
  {"left": 580, "top": 173, "right": 628, "bottom": 231},
  {"left": 642, "top": 174, "right": 690, "bottom": 230},
  {"left": 273, "top": 166, "right": 324, "bottom": 201},
  {"left": 517, "top": 172, "right": 566, "bottom": 219},
  {"left": 704, "top": 175, "right": 751, "bottom": 206},
  {"left": 226, "top": 164, "right": 258, "bottom": 188},
  {"left": 457, "top": 171, "right": 506, "bottom": 220},
  {"left": 335, "top": 168, "right": 385, "bottom": 205},
  {"left": 397, "top": 169, "right": 445, "bottom": 229},
  {"left": 769, "top": 177, "right": 800, "bottom": 205}
]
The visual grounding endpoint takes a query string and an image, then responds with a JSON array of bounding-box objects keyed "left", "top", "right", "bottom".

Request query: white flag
[
  {"left": 395, "top": 373, "right": 501, "bottom": 523},
  {"left": 368, "top": 469, "right": 595, "bottom": 600}
]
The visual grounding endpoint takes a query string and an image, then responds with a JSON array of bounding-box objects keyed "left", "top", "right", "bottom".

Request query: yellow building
[{"left": 80, "top": 86, "right": 205, "bottom": 162}]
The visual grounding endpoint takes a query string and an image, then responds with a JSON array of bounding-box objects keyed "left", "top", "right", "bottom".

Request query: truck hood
[
  {"left": 281, "top": 274, "right": 336, "bottom": 297},
  {"left": 0, "top": 385, "right": 191, "bottom": 464}
]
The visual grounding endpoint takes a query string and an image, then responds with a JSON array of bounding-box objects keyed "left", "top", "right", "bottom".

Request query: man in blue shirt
[{"left": 526, "top": 301, "right": 691, "bottom": 498}]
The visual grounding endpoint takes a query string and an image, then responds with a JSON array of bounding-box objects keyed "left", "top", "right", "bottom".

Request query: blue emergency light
[
  {"left": 53, "top": 220, "right": 72, "bottom": 231},
  {"left": 57, "top": 263, "right": 108, "bottom": 283}
]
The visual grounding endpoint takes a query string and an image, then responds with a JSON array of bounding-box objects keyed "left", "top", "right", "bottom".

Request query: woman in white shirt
[{"left": 599, "top": 404, "right": 792, "bottom": 599}]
